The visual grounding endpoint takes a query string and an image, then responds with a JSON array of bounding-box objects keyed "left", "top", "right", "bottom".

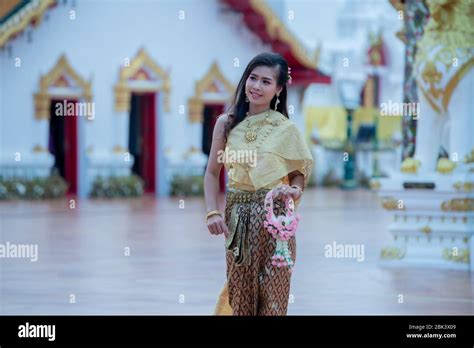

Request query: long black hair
[{"left": 224, "top": 52, "right": 290, "bottom": 141}]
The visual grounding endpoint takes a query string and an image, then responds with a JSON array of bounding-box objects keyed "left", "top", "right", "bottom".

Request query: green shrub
[
  {"left": 0, "top": 175, "right": 68, "bottom": 200},
  {"left": 90, "top": 175, "right": 144, "bottom": 198},
  {"left": 170, "top": 174, "right": 204, "bottom": 196}
]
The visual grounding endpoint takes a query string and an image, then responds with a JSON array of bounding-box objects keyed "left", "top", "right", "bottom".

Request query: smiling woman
[
  {"left": 222, "top": 53, "right": 290, "bottom": 142},
  {"left": 204, "top": 52, "right": 313, "bottom": 316},
  {"left": 246, "top": 68, "right": 279, "bottom": 104}
]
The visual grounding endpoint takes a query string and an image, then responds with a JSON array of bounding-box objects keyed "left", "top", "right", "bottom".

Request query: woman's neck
[{"left": 248, "top": 103, "right": 271, "bottom": 116}]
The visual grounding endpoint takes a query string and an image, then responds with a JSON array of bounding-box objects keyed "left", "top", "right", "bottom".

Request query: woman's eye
[
  {"left": 264, "top": 81, "right": 270, "bottom": 85},
  {"left": 250, "top": 76, "right": 256, "bottom": 80}
]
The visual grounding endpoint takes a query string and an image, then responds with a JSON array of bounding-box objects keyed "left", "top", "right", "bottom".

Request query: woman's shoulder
[
  {"left": 272, "top": 115, "right": 304, "bottom": 139},
  {"left": 213, "top": 113, "right": 234, "bottom": 140},
  {"left": 271, "top": 111, "right": 296, "bottom": 128},
  {"left": 272, "top": 110, "right": 293, "bottom": 123},
  {"left": 214, "top": 113, "right": 231, "bottom": 129},
  {"left": 216, "top": 112, "right": 233, "bottom": 124}
]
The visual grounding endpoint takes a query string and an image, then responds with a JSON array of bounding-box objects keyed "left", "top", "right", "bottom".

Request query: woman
[{"left": 204, "top": 52, "right": 313, "bottom": 316}]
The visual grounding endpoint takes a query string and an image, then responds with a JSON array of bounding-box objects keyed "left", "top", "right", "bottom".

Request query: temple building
[{"left": 0, "top": 0, "right": 329, "bottom": 197}]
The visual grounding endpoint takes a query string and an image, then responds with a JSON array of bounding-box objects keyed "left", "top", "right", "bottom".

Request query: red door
[
  {"left": 49, "top": 99, "right": 78, "bottom": 195},
  {"left": 64, "top": 102, "right": 78, "bottom": 195},
  {"left": 140, "top": 93, "right": 156, "bottom": 193},
  {"left": 207, "top": 104, "right": 226, "bottom": 192}
]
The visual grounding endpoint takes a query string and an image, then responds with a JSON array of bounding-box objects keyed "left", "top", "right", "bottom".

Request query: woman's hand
[
  {"left": 207, "top": 214, "right": 229, "bottom": 238},
  {"left": 272, "top": 184, "right": 301, "bottom": 202}
]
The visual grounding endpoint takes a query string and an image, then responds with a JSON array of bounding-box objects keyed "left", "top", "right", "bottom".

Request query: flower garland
[{"left": 263, "top": 190, "right": 300, "bottom": 272}]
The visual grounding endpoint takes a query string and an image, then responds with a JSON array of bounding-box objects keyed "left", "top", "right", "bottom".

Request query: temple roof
[
  {"left": 0, "top": 0, "right": 56, "bottom": 48},
  {"left": 2, "top": 0, "right": 330, "bottom": 87},
  {"left": 221, "top": 0, "right": 331, "bottom": 85},
  {"left": 0, "top": 0, "right": 25, "bottom": 24}
]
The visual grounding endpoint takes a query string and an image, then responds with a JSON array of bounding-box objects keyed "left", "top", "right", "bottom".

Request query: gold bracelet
[{"left": 206, "top": 210, "right": 222, "bottom": 222}]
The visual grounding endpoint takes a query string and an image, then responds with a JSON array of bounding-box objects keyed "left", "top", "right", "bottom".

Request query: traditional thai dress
[{"left": 214, "top": 109, "right": 313, "bottom": 316}]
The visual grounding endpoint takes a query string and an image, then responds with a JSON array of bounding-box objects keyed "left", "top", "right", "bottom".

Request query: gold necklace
[
  {"left": 244, "top": 111, "right": 270, "bottom": 143},
  {"left": 239, "top": 111, "right": 284, "bottom": 171}
]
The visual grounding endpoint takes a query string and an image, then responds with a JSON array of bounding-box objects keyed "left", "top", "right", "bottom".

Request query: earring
[
  {"left": 274, "top": 95, "right": 280, "bottom": 111},
  {"left": 245, "top": 96, "right": 249, "bottom": 103}
]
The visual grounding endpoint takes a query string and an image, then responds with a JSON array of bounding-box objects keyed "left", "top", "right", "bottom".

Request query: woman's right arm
[{"left": 204, "top": 114, "right": 229, "bottom": 238}]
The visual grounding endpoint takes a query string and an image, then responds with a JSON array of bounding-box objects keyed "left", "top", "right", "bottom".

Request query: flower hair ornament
[
  {"left": 263, "top": 189, "right": 300, "bottom": 272},
  {"left": 287, "top": 66, "right": 292, "bottom": 85}
]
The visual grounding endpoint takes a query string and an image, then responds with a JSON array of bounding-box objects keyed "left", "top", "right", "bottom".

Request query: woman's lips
[{"left": 250, "top": 91, "right": 262, "bottom": 98}]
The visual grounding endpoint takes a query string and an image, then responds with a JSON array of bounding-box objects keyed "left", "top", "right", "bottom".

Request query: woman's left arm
[{"left": 273, "top": 170, "right": 304, "bottom": 201}]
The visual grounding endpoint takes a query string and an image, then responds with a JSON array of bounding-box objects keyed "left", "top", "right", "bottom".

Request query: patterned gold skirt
[{"left": 214, "top": 188, "right": 296, "bottom": 316}]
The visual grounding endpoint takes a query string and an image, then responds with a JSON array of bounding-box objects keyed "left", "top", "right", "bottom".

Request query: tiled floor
[{"left": 1, "top": 188, "right": 473, "bottom": 314}]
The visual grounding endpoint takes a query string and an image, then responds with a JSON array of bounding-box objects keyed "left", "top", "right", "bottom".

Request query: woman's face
[{"left": 245, "top": 65, "right": 282, "bottom": 107}]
